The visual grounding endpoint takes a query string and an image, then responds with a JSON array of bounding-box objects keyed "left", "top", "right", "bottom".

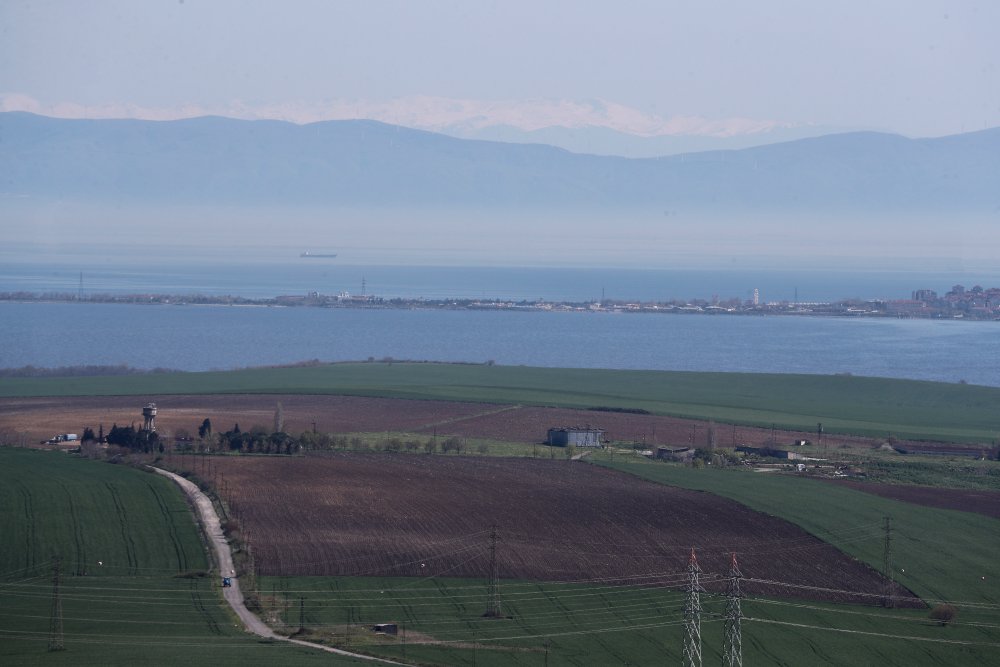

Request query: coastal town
[{"left": 3, "top": 283, "right": 998, "bottom": 319}]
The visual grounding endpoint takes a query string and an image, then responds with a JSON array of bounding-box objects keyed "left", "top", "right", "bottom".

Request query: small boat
[{"left": 300, "top": 252, "right": 338, "bottom": 258}]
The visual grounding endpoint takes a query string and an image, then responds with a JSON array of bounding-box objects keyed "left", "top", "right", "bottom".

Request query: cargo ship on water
[{"left": 300, "top": 251, "right": 338, "bottom": 258}]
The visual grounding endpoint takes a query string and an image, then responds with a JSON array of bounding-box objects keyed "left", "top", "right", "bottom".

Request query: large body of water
[
  {"left": 3, "top": 301, "right": 999, "bottom": 386},
  {"left": 3, "top": 261, "right": 998, "bottom": 385}
]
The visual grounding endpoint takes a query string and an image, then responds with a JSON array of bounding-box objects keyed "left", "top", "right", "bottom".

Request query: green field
[
  {"left": 245, "top": 459, "right": 1000, "bottom": 666},
  {"left": 5, "top": 359, "right": 1000, "bottom": 664},
  {"left": 600, "top": 461, "right": 1000, "bottom": 606},
  {"left": 257, "top": 575, "right": 1000, "bottom": 666},
  {"left": 4, "top": 362, "right": 1000, "bottom": 442},
  {"left": 0, "top": 448, "right": 374, "bottom": 665}
]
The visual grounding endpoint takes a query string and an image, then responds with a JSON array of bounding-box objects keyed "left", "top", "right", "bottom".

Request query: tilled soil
[
  {"left": 0, "top": 393, "right": 934, "bottom": 453},
  {"left": 212, "top": 452, "right": 912, "bottom": 606},
  {"left": 827, "top": 479, "right": 1000, "bottom": 520}
]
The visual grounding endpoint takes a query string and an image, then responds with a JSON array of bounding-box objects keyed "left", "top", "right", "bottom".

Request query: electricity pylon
[
  {"left": 723, "top": 552, "right": 743, "bottom": 667},
  {"left": 883, "top": 516, "right": 894, "bottom": 608},
  {"left": 485, "top": 524, "right": 501, "bottom": 618},
  {"left": 682, "top": 548, "right": 702, "bottom": 667},
  {"left": 48, "top": 556, "right": 65, "bottom": 652}
]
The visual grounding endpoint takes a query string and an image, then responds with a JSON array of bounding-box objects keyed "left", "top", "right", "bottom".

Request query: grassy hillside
[
  {"left": 0, "top": 448, "right": 373, "bottom": 665},
  {"left": 0, "top": 448, "right": 206, "bottom": 576},
  {"left": 3, "top": 362, "right": 1000, "bottom": 442},
  {"left": 600, "top": 461, "right": 1000, "bottom": 606}
]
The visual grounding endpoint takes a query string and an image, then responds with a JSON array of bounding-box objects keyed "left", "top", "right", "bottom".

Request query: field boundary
[
  {"left": 3, "top": 362, "right": 999, "bottom": 442},
  {"left": 151, "top": 466, "right": 409, "bottom": 665}
]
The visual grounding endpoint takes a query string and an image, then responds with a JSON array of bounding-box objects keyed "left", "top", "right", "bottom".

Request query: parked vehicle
[{"left": 42, "top": 433, "right": 79, "bottom": 444}]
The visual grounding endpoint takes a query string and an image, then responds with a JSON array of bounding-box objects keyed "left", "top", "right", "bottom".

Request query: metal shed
[{"left": 547, "top": 427, "right": 605, "bottom": 447}]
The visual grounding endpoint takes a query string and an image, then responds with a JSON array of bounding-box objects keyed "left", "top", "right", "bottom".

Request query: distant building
[
  {"left": 141, "top": 403, "right": 157, "bottom": 433},
  {"left": 656, "top": 446, "right": 695, "bottom": 462},
  {"left": 547, "top": 427, "right": 604, "bottom": 447},
  {"left": 912, "top": 289, "right": 938, "bottom": 302},
  {"left": 736, "top": 445, "right": 802, "bottom": 460}
]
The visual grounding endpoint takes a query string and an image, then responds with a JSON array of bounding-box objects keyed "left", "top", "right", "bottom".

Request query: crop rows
[{"left": 214, "top": 453, "right": 904, "bottom": 606}]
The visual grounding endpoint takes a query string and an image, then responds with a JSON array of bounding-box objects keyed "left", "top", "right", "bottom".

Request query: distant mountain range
[
  {"left": 440, "top": 123, "right": 850, "bottom": 158},
  {"left": 0, "top": 94, "right": 841, "bottom": 156},
  {"left": 1, "top": 111, "right": 998, "bottom": 213}
]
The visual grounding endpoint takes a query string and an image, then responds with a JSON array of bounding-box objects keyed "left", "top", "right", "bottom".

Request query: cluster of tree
[
  {"left": 216, "top": 423, "right": 298, "bottom": 455},
  {"left": 690, "top": 447, "right": 741, "bottom": 468},
  {"left": 175, "top": 420, "right": 496, "bottom": 457},
  {"left": 104, "top": 423, "right": 160, "bottom": 453},
  {"left": 0, "top": 364, "right": 173, "bottom": 378}
]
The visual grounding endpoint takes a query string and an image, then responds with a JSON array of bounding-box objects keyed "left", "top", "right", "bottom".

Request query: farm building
[
  {"left": 547, "top": 427, "right": 604, "bottom": 447},
  {"left": 737, "top": 445, "right": 803, "bottom": 460},
  {"left": 656, "top": 446, "right": 695, "bottom": 462},
  {"left": 372, "top": 623, "right": 398, "bottom": 635}
]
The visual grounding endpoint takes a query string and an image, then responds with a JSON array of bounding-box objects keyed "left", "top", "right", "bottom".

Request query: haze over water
[{"left": 3, "top": 252, "right": 998, "bottom": 304}]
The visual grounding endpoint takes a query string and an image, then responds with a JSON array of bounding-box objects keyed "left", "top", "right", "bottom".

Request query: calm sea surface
[{"left": 3, "top": 301, "right": 999, "bottom": 386}]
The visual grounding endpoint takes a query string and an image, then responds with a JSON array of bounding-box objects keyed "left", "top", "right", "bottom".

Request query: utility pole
[
  {"left": 48, "top": 556, "right": 65, "bottom": 652},
  {"left": 682, "top": 548, "right": 702, "bottom": 667},
  {"left": 723, "top": 553, "right": 743, "bottom": 667},
  {"left": 485, "top": 524, "right": 501, "bottom": 618},
  {"left": 244, "top": 527, "right": 256, "bottom": 593},
  {"left": 883, "top": 516, "right": 894, "bottom": 608},
  {"left": 298, "top": 597, "right": 306, "bottom": 633}
]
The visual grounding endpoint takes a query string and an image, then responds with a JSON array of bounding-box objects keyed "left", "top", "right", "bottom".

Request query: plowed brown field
[
  {"left": 828, "top": 479, "right": 1000, "bottom": 520},
  {"left": 212, "top": 453, "right": 904, "bottom": 605},
  {"left": 1, "top": 393, "right": 896, "bottom": 451}
]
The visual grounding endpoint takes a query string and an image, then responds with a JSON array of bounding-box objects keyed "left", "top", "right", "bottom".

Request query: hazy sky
[{"left": 2, "top": 0, "right": 998, "bottom": 137}]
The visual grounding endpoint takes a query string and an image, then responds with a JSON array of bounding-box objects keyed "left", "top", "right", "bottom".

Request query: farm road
[{"left": 151, "top": 467, "right": 408, "bottom": 665}]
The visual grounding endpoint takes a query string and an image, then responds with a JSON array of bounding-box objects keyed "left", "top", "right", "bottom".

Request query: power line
[
  {"left": 882, "top": 515, "right": 894, "bottom": 608},
  {"left": 723, "top": 552, "right": 743, "bottom": 667},
  {"left": 47, "top": 556, "right": 65, "bottom": 652},
  {"left": 484, "top": 524, "right": 501, "bottom": 618},
  {"left": 744, "top": 617, "right": 1000, "bottom": 649},
  {"left": 682, "top": 548, "right": 703, "bottom": 667}
]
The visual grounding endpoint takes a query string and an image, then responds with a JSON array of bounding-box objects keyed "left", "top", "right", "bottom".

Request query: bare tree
[
  {"left": 929, "top": 604, "right": 957, "bottom": 626},
  {"left": 273, "top": 402, "right": 284, "bottom": 434}
]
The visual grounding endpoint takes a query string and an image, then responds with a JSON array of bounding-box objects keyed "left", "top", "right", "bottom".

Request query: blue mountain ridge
[{"left": 1, "top": 111, "right": 997, "bottom": 212}]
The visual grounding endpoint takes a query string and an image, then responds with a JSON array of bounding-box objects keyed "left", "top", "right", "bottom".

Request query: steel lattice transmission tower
[
  {"left": 723, "top": 552, "right": 743, "bottom": 667},
  {"left": 484, "top": 524, "right": 502, "bottom": 618},
  {"left": 682, "top": 548, "right": 703, "bottom": 667},
  {"left": 882, "top": 516, "right": 895, "bottom": 608},
  {"left": 48, "top": 556, "right": 65, "bottom": 652}
]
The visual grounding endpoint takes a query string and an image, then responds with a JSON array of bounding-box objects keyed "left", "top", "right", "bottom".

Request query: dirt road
[{"left": 151, "top": 467, "right": 407, "bottom": 665}]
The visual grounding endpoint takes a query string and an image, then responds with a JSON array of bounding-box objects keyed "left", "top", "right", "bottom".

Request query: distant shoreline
[{"left": 2, "top": 289, "right": 997, "bottom": 320}]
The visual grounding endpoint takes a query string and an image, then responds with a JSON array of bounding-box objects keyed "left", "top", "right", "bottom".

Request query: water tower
[{"left": 142, "top": 403, "right": 157, "bottom": 433}]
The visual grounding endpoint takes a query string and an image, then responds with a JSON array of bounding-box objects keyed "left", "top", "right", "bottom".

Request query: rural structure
[
  {"left": 141, "top": 402, "right": 157, "bottom": 433},
  {"left": 546, "top": 426, "right": 604, "bottom": 447}
]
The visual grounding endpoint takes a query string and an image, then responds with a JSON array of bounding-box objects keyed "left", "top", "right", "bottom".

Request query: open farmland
[
  {"left": 4, "top": 362, "right": 1000, "bottom": 442},
  {"left": 211, "top": 453, "right": 902, "bottom": 606},
  {"left": 827, "top": 479, "right": 1000, "bottom": 520},
  {"left": 260, "top": 575, "right": 1000, "bottom": 667},
  {"left": 0, "top": 394, "right": 495, "bottom": 446},
  {"left": 604, "top": 461, "right": 1000, "bottom": 606},
  {"left": 0, "top": 448, "right": 363, "bottom": 665},
  {"left": 0, "top": 392, "right": 953, "bottom": 456}
]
